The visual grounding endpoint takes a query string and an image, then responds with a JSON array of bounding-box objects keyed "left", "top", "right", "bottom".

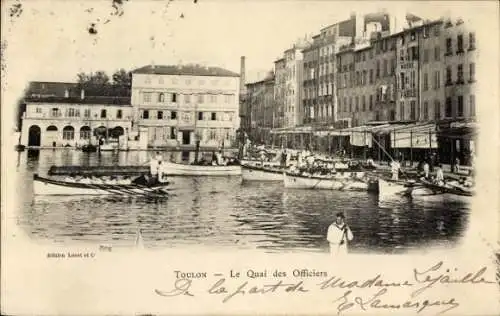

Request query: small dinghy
[
  {"left": 411, "top": 178, "right": 474, "bottom": 203},
  {"left": 33, "top": 174, "right": 169, "bottom": 197},
  {"left": 284, "top": 172, "right": 369, "bottom": 191}
]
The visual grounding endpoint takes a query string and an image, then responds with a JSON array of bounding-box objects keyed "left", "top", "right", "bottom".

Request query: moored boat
[
  {"left": 378, "top": 178, "right": 416, "bottom": 198},
  {"left": 410, "top": 178, "right": 474, "bottom": 203},
  {"left": 159, "top": 161, "right": 241, "bottom": 176},
  {"left": 48, "top": 165, "right": 150, "bottom": 177},
  {"left": 33, "top": 174, "right": 169, "bottom": 196},
  {"left": 241, "top": 164, "right": 284, "bottom": 181},
  {"left": 283, "top": 172, "right": 369, "bottom": 191}
]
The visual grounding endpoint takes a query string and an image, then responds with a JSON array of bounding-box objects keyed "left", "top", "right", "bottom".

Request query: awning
[
  {"left": 389, "top": 123, "right": 438, "bottom": 148},
  {"left": 270, "top": 126, "right": 314, "bottom": 134}
]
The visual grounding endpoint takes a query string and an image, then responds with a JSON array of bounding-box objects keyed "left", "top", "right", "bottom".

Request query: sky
[{"left": 1, "top": 0, "right": 494, "bottom": 85}]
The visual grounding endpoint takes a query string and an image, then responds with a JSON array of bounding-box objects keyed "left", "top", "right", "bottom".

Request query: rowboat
[
  {"left": 241, "top": 164, "right": 284, "bottom": 181},
  {"left": 411, "top": 178, "right": 474, "bottom": 203},
  {"left": 159, "top": 161, "right": 241, "bottom": 176},
  {"left": 378, "top": 178, "right": 416, "bottom": 198},
  {"left": 33, "top": 174, "right": 169, "bottom": 197},
  {"left": 284, "top": 172, "right": 370, "bottom": 191},
  {"left": 48, "top": 165, "right": 150, "bottom": 177}
]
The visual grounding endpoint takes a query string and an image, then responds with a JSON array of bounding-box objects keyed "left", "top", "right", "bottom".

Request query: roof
[
  {"left": 25, "top": 81, "right": 131, "bottom": 98},
  {"left": 24, "top": 96, "right": 132, "bottom": 106},
  {"left": 132, "top": 64, "right": 240, "bottom": 77}
]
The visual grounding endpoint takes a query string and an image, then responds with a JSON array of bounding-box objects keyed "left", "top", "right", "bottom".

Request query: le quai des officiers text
[{"left": 174, "top": 268, "right": 327, "bottom": 279}]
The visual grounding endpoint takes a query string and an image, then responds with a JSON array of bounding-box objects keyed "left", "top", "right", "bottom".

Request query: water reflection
[{"left": 15, "top": 150, "right": 470, "bottom": 253}]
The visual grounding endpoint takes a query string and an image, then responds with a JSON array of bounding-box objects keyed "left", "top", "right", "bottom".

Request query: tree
[
  {"left": 112, "top": 68, "right": 132, "bottom": 87},
  {"left": 76, "top": 71, "right": 110, "bottom": 87}
]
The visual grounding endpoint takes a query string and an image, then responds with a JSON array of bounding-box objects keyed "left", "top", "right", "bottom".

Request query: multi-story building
[
  {"left": 131, "top": 64, "right": 240, "bottom": 148},
  {"left": 303, "top": 15, "right": 357, "bottom": 125},
  {"left": 273, "top": 58, "right": 287, "bottom": 128},
  {"left": 20, "top": 83, "right": 132, "bottom": 147},
  {"left": 283, "top": 45, "right": 305, "bottom": 127},
  {"left": 245, "top": 71, "right": 275, "bottom": 142}
]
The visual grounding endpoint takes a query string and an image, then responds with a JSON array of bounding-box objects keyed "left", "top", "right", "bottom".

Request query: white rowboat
[
  {"left": 241, "top": 164, "right": 284, "bottom": 181},
  {"left": 378, "top": 178, "right": 414, "bottom": 198},
  {"left": 33, "top": 174, "right": 169, "bottom": 196},
  {"left": 284, "top": 172, "right": 369, "bottom": 191},
  {"left": 160, "top": 161, "right": 241, "bottom": 176}
]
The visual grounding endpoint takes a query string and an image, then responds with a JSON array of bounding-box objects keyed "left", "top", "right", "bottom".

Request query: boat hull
[
  {"left": 241, "top": 165, "right": 283, "bottom": 181},
  {"left": 160, "top": 162, "right": 241, "bottom": 176},
  {"left": 33, "top": 175, "right": 168, "bottom": 196},
  {"left": 284, "top": 173, "right": 368, "bottom": 190},
  {"left": 378, "top": 179, "right": 413, "bottom": 198}
]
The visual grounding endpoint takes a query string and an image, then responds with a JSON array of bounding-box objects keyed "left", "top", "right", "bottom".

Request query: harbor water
[{"left": 14, "top": 149, "right": 470, "bottom": 254}]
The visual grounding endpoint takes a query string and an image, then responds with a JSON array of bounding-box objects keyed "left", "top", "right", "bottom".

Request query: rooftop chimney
[
  {"left": 240, "top": 56, "right": 246, "bottom": 94},
  {"left": 80, "top": 89, "right": 85, "bottom": 100}
]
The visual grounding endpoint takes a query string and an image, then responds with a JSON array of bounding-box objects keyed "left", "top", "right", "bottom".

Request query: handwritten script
[{"left": 154, "top": 261, "right": 495, "bottom": 314}]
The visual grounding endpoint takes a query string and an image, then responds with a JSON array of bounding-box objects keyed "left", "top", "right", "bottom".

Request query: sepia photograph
[{"left": 1, "top": 0, "right": 499, "bottom": 315}]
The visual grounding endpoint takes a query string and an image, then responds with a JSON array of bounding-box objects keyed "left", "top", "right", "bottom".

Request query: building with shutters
[
  {"left": 19, "top": 82, "right": 132, "bottom": 148},
  {"left": 131, "top": 64, "right": 241, "bottom": 149}
]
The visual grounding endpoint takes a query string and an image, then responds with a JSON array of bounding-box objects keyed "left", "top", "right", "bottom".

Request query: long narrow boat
[
  {"left": 284, "top": 172, "right": 371, "bottom": 191},
  {"left": 241, "top": 164, "right": 284, "bottom": 181},
  {"left": 48, "top": 165, "right": 149, "bottom": 177},
  {"left": 33, "top": 174, "right": 169, "bottom": 196},
  {"left": 411, "top": 178, "right": 474, "bottom": 203},
  {"left": 160, "top": 161, "right": 241, "bottom": 176}
]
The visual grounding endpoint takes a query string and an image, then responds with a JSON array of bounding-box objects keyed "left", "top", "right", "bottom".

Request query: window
[
  {"left": 143, "top": 92, "right": 152, "bottom": 103},
  {"left": 445, "top": 97, "right": 452, "bottom": 117},
  {"left": 209, "top": 129, "right": 217, "bottom": 140},
  {"left": 391, "top": 59, "right": 396, "bottom": 75},
  {"left": 62, "top": 126, "right": 75, "bottom": 140},
  {"left": 171, "top": 93, "right": 177, "bottom": 102},
  {"left": 349, "top": 97, "right": 352, "bottom": 112},
  {"left": 446, "top": 38, "right": 452, "bottom": 55},
  {"left": 355, "top": 96, "right": 359, "bottom": 111},
  {"left": 35, "top": 107, "right": 42, "bottom": 113},
  {"left": 211, "top": 112, "right": 217, "bottom": 121},
  {"left": 67, "top": 108, "right": 77, "bottom": 117},
  {"left": 362, "top": 70, "right": 367, "bottom": 85},
  {"left": 469, "top": 63, "right": 475, "bottom": 82},
  {"left": 423, "top": 73, "right": 428, "bottom": 91},
  {"left": 434, "top": 100, "right": 441, "bottom": 120},
  {"left": 376, "top": 61, "right": 380, "bottom": 78},
  {"left": 434, "top": 71, "right": 441, "bottom": 89},
  {"left": 209, "top": 95, "right": 217, "bottom": 103},
  {"left": 84, "top": 109, "right": 91, "bottom": 118},
  {"left": 362, "top": 96, "right": 366, "bottom": 111},
  {"left": 80, "top": 126, "right": 91, "bottom": 140},
  {"left": 434, "top": 46, "right": 440, "bottom": 61},
  {"left": 423, "top": 101, "right": 428, "bottom": 120},
  {"left": 470, "top": 95, "right": 476, "bottom": 117},
  {"left": 142, "top": 110, "right": 149, "bottom": 119},
  {"left": 157, "top": 111, "right": 163, "bottom": 120},
  {"left": 399, "top": 102, "right": 404, "bottom": 120},
  {"left": 100, "top": 109, "right": 107, "bottom": 118},
  {"left": 117, "top": 109, "right": 122, "bottom": 119},
  {"left": 410, "top": 101, "right": 416, "bottom": 120},
  {"left": 457, "top": 64, "right": 464, "bottom": 83},
  {"left": 469, "top": 32, "right": 476, "bottom": 50},
  {"left": 198, "top": 112, "right": 203, "bottom": 120},
  {"left": 170, "top": 111, "right": 177, "bottom": 120},
  {"left": 344, "top": 97, "right": 347, "bottom": 112},
  {"left": 423, "top": 49, "right": 429, "bottom": 63},
  {"left": 369, "top": 95, "right": 373, "bottom": 110},
  {"left": 457, "top": 34, "right": 464, "bottom": 53},
  {"left": 158, "top": 93, "right": 165, "bottom": 102},
  {"left": 198, "top": 94, "right": 204, "bottom": 103},
  {"left": 446, "top": 67, "right": 452, "bottom": 85},
  {"left": 423, "top": 26, "right": 429, "bottom": 38},
  {"left": 51, "top": 108, "right": 60, "bottom": 117},
  {"left": 369, "top": 69, "right": 373, "bottom": 84},
  {"left": 410, "top": 32, "right": 416, "bottom": 41},
  {"left": 411, "top": 71, "right": 416, "bottom": 89},
  {"left": 169, "top": 127, "right": 176, "bottom": 139},
  {"left": 400, "top": 49, "right": 405, "bottom": 62},
  {"left": 457, "top": 95, "right": 464, "bottom": 117}
]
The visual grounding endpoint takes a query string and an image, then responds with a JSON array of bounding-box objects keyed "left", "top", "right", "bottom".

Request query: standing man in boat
[
  {"left": 390, "top": 159, "right": 401, "bottom": 181},
  {"left": 327, "top": 212, "right": 354, "bottom": 256},
  {"left": 149, "top": 154, "right": 159, "bottom": 184}
]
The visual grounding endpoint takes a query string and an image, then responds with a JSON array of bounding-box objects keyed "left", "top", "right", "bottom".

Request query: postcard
[{"left": 1, "top": 0, "right": 499, "bottom": 315}]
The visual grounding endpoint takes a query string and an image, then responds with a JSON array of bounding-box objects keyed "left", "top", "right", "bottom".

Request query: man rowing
[{"left": 327, "top": 212, "right": 354, "bottom": 256}]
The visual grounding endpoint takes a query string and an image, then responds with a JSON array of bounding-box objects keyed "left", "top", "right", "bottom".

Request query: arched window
[
  {"left": 80, "top": 126, "right": 91, "bottom": 139},
  {"left": 158, "top": 93, "right": 165, "bottom": 102},
  {"left": 46, "top": 125, "right": 58, "bottom": 131},
  {"left": 62, "top": 126, "right": 75, "bottom": 140},
  {"left": 110, "top": 126, "right": 124, "bottom": 138}
]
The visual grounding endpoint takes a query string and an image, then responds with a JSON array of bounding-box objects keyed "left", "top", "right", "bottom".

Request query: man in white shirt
[
  {"left": 391, "top": 160, "right": 401, "bottom": 181},
  {"left": 327, "top": 213, "right": 354, "bottom": 256}
]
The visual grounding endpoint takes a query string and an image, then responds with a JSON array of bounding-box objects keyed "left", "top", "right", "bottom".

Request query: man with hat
[{"left": 327, "top": 212, "right": 354, "bottom": 256}]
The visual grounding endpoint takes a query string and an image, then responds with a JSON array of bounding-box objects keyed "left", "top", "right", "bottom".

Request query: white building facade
[
  {"left": 131, "top": 65, "right": 241, "bottom": 148},
  {"left": 20, "top": 99, "right": 133, "bottom": 148}
]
